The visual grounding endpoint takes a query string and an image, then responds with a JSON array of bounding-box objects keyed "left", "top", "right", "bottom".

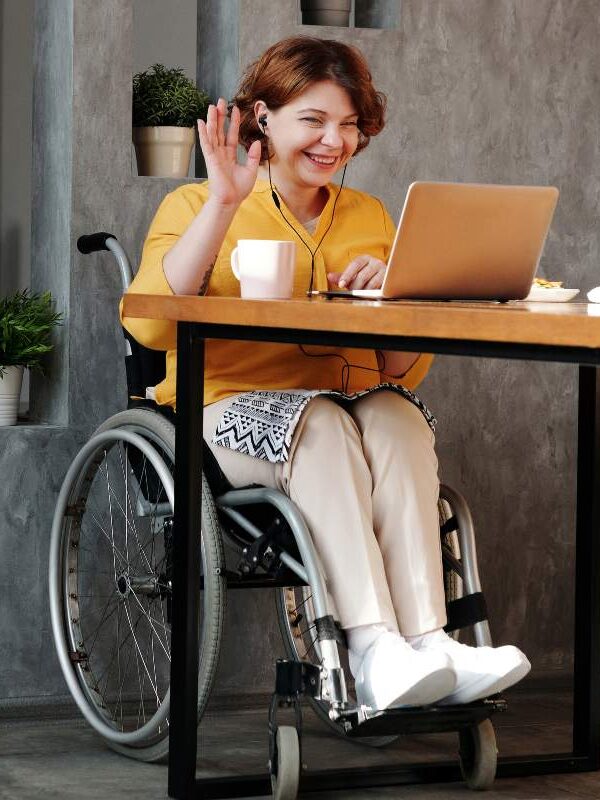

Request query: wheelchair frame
[{"left": 50, "top": 232, "right": 511, "bottom": 799}]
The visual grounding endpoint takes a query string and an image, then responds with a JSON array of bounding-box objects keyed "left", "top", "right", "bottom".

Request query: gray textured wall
[
  {"left": 0, "top": 0, "right": 34, "bottom": 411},
  {"left": 2, "top": 0, "right": 597, "bottom": 711},
  {"left": 0, "top": 425, "right": 86, "bottom": 705},
  {"left": 0, "top": 0, "right": 33, "bottom": 297}
]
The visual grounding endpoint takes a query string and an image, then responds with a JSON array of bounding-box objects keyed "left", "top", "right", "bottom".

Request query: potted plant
[
  {"left": 0, "top": 290, "right": 62, "bottom": 426},
  {"left": 132, "top": 63, "right": 210, "bottom": 178}
]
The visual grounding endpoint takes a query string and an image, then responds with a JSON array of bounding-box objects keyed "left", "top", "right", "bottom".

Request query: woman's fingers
[
  {"left": 244, "top": 139, "right": 262, "bottom": 175},
  {"left": 197, "top": 119, "right": 213, "bottom": 157},
  {"left": 205, "top": 100, "right": 238, "bottom": 159},
  {"left": 355, "top": 264, "right": 384, "bottom": 289},
  {"left": 226, "top": 104, "right": 240, "bottom": 151},
  {"left": 348, "top": 267, "right": 372, "bottom": 289},
  {"left": 338, "top": 256, "right": 386, "bottom": 289},
  {"left": 205, "top": 103, "right": 218, "bottom": 148},
  {"left": 337, "top": 256, "right": 371, "bottom": 288},
  {"left": 365, "top": 270, "right": 384, "bottom": 289},
  {"left": 216, "top": 97, "right": 227, "bottom": 147}
]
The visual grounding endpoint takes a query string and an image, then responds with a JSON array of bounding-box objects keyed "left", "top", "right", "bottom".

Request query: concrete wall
[
  {"left": 0, "top": 0, "right": 33, "bottom": 296},
  {"left": 133, "top": 0, "right": 196, "bottom": 79},
  {"left": 2, "top": 0, "right": 598, "bottom": 711},
  {"left": 1, "top": 0, "right": 34, "bottom": 410}
]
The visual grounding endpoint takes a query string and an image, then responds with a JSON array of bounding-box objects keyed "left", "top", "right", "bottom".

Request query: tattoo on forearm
[{"left": 198, "top": 257, "right": 216, "bottom": 295}]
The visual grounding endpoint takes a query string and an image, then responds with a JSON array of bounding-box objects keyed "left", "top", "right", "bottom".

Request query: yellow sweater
[{"left": 121, "top": 179, "right": 433, "bottom": 408}]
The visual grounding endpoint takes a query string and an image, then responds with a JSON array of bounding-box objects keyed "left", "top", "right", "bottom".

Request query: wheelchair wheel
[
  {"left": 275, "top": 587, "right": 398, "bottom": 747},
  {"left": 49, "top": 408, "right": 226, "bottom": 762},
  {"left": 459, "top": 719, "right": 498, "bottom": 790},
  {"left": 270, "top": 726, "right": 300, "bottom": 800}
]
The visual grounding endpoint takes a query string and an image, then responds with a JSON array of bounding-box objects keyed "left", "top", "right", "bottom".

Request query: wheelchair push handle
[
  {"left": 77, "top": 232, "right": 133, "bottom": 291},
  {"left": 77, "top": 231, "right": 117, "bottom": 254}
]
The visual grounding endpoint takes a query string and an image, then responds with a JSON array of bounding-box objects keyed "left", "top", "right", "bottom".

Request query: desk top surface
[{"left": 122, "top": 294, "right": 600, "bottom": 349}]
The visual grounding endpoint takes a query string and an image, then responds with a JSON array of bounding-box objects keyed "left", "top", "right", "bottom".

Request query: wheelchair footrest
[{"left": 342, "top": 698, "right": 507, "bottom": 738}]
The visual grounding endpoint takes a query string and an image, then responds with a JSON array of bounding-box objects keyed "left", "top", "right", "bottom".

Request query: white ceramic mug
[{"left": 230, "top": 240, "right": 296, "bottom": 299}]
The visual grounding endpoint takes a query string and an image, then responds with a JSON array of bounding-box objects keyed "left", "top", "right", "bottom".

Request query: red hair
[{"left": 230, "top": 36, "right": 386, "bottom": 161}]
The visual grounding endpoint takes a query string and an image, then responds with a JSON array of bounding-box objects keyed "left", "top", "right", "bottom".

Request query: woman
[{"left": 122, "top": 36, "right": 530, "bottom": 711}]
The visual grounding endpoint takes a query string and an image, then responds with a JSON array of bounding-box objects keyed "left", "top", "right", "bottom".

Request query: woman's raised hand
[{"left": 197, "top": 98, "right": 262, "bottom": 208}]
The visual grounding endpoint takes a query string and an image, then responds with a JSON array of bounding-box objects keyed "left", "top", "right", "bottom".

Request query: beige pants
[{"left": 204, "top": 390, "right": 447, "bottom": 636}]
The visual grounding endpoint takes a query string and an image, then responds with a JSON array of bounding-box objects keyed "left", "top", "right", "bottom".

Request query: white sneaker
[
  {"left": 415, "top": 632, "right": 531, "bottom": 705},
  {"left": 354, "top": 632, "right": 456, "bottom": 711}
]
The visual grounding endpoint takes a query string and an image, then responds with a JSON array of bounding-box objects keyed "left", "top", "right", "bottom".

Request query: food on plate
[{"left": 533, "top": 277, "right": 563, "bottom": 288}]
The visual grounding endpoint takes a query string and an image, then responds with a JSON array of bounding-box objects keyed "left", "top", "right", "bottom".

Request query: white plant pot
[
  {"left": 0, "top": 365, "right": 24, "bottom": 426},
  {"left": 133, "top": 126, "right": 195, "bottom": 177}
]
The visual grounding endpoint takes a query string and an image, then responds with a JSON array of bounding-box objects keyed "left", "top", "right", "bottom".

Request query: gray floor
[{"left": 2, "top": 686, "right": 600, "bottom": 799}]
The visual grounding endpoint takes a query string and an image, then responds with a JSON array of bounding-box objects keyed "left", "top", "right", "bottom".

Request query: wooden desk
[{"left": 123, "top": 295, "right": 600, "bottom": 799}]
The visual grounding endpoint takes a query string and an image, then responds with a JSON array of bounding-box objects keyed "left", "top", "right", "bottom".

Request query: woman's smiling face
[{"left": 256, "top": 80, "right": 360, "bottom": 189}]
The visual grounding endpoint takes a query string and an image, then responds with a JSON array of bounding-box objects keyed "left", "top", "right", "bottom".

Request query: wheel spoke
[
  {"left": 121, "top": 445, "right": 131, "bottom": 571},
  {"left": 83, "top": 509, "right": 129, "bottom": 570},
  {"left": 84, "top": 595, "right": 121, "bottom": 659},
  {"left": 150, "top": 622, "right": 160, "bottom": 713},
  {"left": 117, "top": 445, "right": 155, "bottom": 576},
  {"left": 116, "top": 600, "right": 124, "bottom": 728},
  {"left": 99, "top": 450, "right": 152, "bottom": 563},
  {"left": 128, "top": 589, "right": 171, "bottom": 660},
  {"left": 110, "top": 617, "right": 142, "bottom": 720},
  {"left": 123, "top": 597, "right": 161, "bottom": 704},
  {"left": 290, "top": 591, "right": 314, "bottom": 616},
  {"left": 285, "top": 590, "right": 323, "bottom": 664},
  {"left": 104, "top": 482, "right": 141, "bottom": 555},
  {"left": 156, "top": 591, "right": 171, "bottom": 661},
  {"left": 103, "top": 454, "right": 125, "bottom": 583},
  {"left": 93, "top": 606, "right": 143, "bottom": 699}
]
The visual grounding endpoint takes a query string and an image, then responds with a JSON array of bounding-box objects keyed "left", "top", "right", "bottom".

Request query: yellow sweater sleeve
[
  {"left": 377, "top": 198, "right": 434, "bottom": 390},
  {"left": 119, "top": 186, "right": 202, "bottom": 351}
]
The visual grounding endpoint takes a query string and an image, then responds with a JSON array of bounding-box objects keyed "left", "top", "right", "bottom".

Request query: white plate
[{"left": 521, "top": 286, "right": 580, "bottom": 302}]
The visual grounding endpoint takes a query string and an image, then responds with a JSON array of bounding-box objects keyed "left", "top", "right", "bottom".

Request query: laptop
[{"left": 312, "top": 181, "right": 559, "bottom": 301}]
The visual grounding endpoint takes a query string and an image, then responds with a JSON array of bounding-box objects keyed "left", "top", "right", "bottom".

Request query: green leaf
[
  {"left": 132, "top": 63, "right": 210, "bottom": 127},
  {"left": 0, "top": 289, "right": 62, "bottom": 374}
]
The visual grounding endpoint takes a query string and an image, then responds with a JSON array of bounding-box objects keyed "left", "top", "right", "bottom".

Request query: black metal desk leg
[
  {"left": 169, "top": 322, "right": 205, "bottom": 798},
  {"left": 573, "top": 366, "right": 600, "bottom": 764}
]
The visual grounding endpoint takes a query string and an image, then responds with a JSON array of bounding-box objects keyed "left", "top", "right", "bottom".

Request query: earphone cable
[
  {"left": 261, "top": 114, "right": 345, "bottom": 292},
  {"left": 308, "top": 164, "right": 347, "bottom": 294},
  {"left": 297, "top": 343, "right": 394, "bottom": 393},
  {"left": 260, "top": 120, "right": 398, "bottom": 392},
  {"left": 266, "top": 155, "right": 318, "bottom": 281}
]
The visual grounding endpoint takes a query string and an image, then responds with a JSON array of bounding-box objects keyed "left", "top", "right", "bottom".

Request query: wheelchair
[{"left": 48, "top": 232, "right": 505, "bottom": 799}]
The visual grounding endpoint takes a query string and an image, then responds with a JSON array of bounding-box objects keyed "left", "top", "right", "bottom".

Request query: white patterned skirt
[{"left": 212, "top": 383, "right": 436, "bottom": 464}]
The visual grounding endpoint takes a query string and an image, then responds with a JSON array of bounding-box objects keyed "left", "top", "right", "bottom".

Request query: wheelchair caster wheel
[
  {"left": 270, "top": 726, "right": 300, "bottom": 800},
  {"left": 459, "top": 719, "right": 498, "bottom": 791}
]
